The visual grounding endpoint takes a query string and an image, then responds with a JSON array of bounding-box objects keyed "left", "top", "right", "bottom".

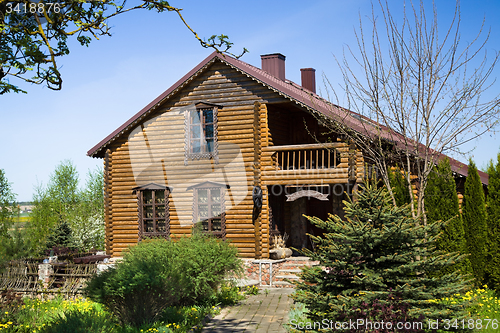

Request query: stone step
[
  {"left": 284, "top": 260, "right": 313, "bottom": 265},
  {"left": 275, "top": 274, "right": 299, "bottom": 280},
  {"left": 279, "top": 269, "right": 302, "bottom": 274},
  {"left": 273, "top": 281, "right": 295, "bottom": 287},
  {"left": 229, "top": 278, "right": 259, "bottom": 288},
  {"left": 283, "top": 260, "right": 311, "bottom": 264},
  {"left": 281, "top": 263, "right": 309, "bottom": 268},
  {"left": 288, "top": 256, "right": 310, "bottom": 261},
  {"left": 280, "top": 265, "right": 311, "bottom": 272}
]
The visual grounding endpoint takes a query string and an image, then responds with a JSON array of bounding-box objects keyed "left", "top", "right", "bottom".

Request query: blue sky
[{"left": 2, "top": 0, "right": 500, "bottom": 201}]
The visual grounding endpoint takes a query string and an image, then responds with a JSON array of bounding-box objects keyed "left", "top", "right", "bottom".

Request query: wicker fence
[{"left": 0, "top": 257, "right": 100, "bottom": 298}]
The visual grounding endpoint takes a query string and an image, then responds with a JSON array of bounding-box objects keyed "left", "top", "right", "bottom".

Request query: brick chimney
[
  {"left": 300, "top": 68, "right": 316, "bottom": 93},
  {"left": 261, "top": 53, "right": 286, "bottom": 80}
]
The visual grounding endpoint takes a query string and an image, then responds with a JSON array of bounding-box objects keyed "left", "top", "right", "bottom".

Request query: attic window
[
  {"left": 133, "top": 183, "right": 170, "bottom": 240},
  {"left": 184, "top": 102, "right": 222, "bottom": 165}
]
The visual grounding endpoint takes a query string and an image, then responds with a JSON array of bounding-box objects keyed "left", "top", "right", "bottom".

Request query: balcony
[
  {"left": 265, "top": 143, "right": 341, "bottom": 171},
  {"left": 260, "top": 143, "right": 351, "bottom": 185}
]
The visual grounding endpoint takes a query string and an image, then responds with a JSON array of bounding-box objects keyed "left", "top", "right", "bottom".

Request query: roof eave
[{"left": 87, "top": 51, "right": 222, "bottom": 158}]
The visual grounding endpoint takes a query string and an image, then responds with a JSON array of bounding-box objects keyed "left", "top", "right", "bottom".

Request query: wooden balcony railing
[{"left": 268, "top": 144, "right": 340, "bottom": 171}]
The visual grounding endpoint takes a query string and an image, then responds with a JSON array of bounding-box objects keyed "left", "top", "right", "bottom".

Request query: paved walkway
[{"left": 202, "top": 288, "right": 294, "bottom": 333}]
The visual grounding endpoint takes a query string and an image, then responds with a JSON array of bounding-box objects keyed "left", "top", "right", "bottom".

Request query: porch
[{"left": 258, "top": 142, "right": 355, "bottom": 249}]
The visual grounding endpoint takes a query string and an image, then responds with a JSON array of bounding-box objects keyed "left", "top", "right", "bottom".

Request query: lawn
[{"left": 0, "top": 284, "right": 259, "bottom": 333}]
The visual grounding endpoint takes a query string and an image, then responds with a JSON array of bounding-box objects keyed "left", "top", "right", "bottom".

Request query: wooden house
[{"left": 87, "top": 52, "right": 488, "bottom": 258}]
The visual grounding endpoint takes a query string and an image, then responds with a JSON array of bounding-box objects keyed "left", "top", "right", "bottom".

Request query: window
[
  {"left": 187, "top": 181, "right": 228, "bottom": 238},
  {"left": 184, "top": 102, "right": 221, "bottom": 165},
  {"left": 133, "top": 183, "right": 170, "bottom": 240}
]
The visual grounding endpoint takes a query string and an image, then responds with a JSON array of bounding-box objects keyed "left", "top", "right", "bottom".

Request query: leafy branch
[{"left": 0, "top": 0, "right": 247, "bottom": 94}]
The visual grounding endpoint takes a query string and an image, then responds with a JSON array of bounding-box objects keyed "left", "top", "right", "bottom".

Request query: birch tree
[{"left": 322, "top": 0, "right": 500, "bottom": 224}]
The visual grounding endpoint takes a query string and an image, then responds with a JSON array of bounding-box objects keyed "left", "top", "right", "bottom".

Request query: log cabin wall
[
  {"left": 95, "top": 53, "right": 482, "bottom": 259},
  {"left": 104, "top": 149, "right": 112, "bottom": 254},
  {"left": 102, "top": 59, "right": 366, "bottom": 258},
  {"left": 255, "top": 102, "right": 270, "bottom": 258},
  {"left": 104, "top": 60, "right": 293, "bottom": 257}
]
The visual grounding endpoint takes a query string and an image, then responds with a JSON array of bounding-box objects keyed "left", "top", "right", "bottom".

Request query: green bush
[
  {"left": 85, "top": 234, "right": 242, "bottom": 327},
  {"left": 292, "top": 182, "right": 469, "bottom": 324}
]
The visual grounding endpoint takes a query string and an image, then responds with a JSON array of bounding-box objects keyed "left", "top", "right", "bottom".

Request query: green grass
[
  {"left": 0, "top": 296, "right": 223, "bottom": 333},
  {"left": 286, "top": 302, "right": 314, "bottom": 333},
  {"left": 13, "top": 216, "right": 31, "bottom": 223},
  {"left": 0, "top": 283, "right": 254, "bottom": 333}
]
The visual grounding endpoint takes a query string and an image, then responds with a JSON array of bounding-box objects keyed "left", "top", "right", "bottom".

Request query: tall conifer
[
  {"left": 486, "top": 154, "right": 500, "bottom": 290},
  {"left": 463, "top": 160, "right": 488, "bottom": 284},
  {"left": 426, "top": 159, "right": 471, "bottom": 276},
  {"left": 292, "top": 183, "right": 469, "bottom": 324}
]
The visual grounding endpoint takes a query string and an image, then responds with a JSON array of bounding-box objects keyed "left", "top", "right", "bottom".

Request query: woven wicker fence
[{"left": 0, "top": 259, "right": 98, "bottom": 298}]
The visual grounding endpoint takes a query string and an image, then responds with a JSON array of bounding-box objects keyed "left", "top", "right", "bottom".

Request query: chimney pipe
[
  {"left": 300, "top": 68, "right": 316, "bottom": 93},
  {"left": 261, "top": 53, "right": 286, "bottom": 80}
]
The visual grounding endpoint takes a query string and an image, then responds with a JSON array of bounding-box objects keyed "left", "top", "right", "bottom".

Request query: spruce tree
[
  {"left": 45, "top": 220, "right": 76, "bottom": 253},
  {"left": 486, "top": 153, "right": 500, "bottom": 290},
  {"left": 462, "top": 160, "right": 488, "bottom": 284},
  {"left": 426, "top": 159, "right": 471, "bottom": 277},
  {"left": 292, "top": 183, "right": 469, "bottom": 327}
]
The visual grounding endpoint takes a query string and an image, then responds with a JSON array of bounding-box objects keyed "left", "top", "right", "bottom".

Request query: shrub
[
  {"left": 71, "top": 213, "right": 105, "bottom": 252},
  {"left": 85, "top": 234, "right": 242, "bottom": 327},
  {"left": 337, "top": 292, "right": 424, "bottom": 333},
  {"left": 173, "top": 235, "right": 243, "bottom": 305}
]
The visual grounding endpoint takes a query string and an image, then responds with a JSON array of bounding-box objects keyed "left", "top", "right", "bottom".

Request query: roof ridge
[{"left": 87, "top": 52, "right": 488, "bottom": 185}]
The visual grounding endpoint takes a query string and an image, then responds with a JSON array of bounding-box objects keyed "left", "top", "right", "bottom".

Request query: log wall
[
  {"left": 105, "top": 61, "right": 290, "bottom": 257},
  {"left": 103, "top": 59, "right": 365, "bottom": 257}
]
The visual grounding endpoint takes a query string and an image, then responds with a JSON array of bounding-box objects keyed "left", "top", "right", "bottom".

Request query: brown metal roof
[{"left": 87, "top": 52, "right": 488, "bottom": 185}]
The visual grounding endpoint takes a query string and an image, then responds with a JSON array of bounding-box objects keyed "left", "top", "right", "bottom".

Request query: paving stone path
[{"left": 202, "top": 288, "right": 294, "bottom": 333}]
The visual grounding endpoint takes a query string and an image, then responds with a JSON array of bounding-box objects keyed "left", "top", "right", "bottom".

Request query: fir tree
[
  {"left": 45, "top": 220, "right": 76, "bottom": 253},
  {"left": 292, "top": 183, "right": 469, "bottom": 326},
  {"left": 388, "top": 166, "right": 411, "bottom": 206},
  {"left": 486, "top": 153, "right": 500, "bottom": 290},
  {"left": 463, "top": 160, "right": 488, "bottom": 284},
  {"left": 426, "top": 159, "right": 471, "bottom": 277}
]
